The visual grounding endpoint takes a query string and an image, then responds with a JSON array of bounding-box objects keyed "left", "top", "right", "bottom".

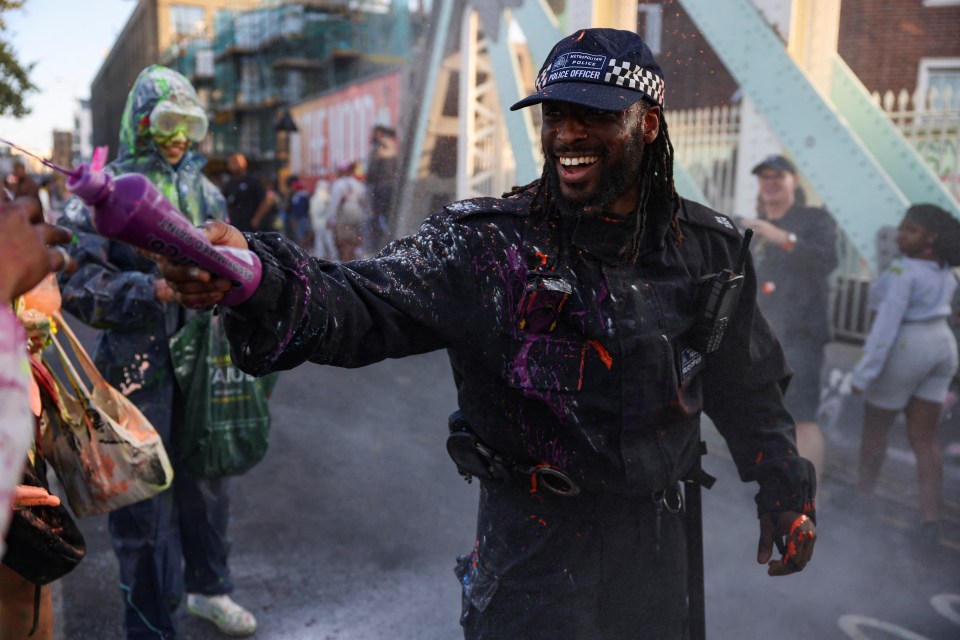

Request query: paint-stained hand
[
  {"left": 758, "top": 511, "right": 816, "bottom": 576},
  {"left": 156, "top": 220, "right": 247, "bottom": 308}
]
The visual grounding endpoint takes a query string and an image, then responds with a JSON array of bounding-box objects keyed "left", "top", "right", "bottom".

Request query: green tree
[{"left": 0, "top": 0, "right": 35, "bottom": 118}]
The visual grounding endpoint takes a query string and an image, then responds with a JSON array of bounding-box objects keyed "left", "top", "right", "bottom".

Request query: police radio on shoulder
[{"left": 693, "top": 228, "right": 754, "bottom": 353}]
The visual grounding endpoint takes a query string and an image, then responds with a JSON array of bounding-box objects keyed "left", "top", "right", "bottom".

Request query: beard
[{"left": 543, "top": 125, "right": 647, "bottom": 218}]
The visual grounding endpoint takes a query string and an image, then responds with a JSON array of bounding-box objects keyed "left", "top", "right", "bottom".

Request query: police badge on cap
[{"left": 511, "top": 28, "right": 666, "bottom": 112}]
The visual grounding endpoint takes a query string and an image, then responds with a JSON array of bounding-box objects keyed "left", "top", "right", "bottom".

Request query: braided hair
[
  {"left": 504, "top": 102, "right": 682, "bottom": 262},
  {"left": 905, "top": 203, "right": 960, "bottom": 267}
]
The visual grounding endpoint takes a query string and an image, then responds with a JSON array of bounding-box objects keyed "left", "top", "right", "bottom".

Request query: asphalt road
[{"left": 54, "top": 323, "right": 960, "bottom": 639}]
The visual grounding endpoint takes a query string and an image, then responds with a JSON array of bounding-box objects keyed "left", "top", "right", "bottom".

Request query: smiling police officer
[{"left": 160, "top": 29, "right": 817, "bottom": 640}]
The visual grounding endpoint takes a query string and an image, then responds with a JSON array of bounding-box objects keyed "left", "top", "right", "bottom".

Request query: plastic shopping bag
[
  {"left": 41, "top": 312, "right": 174, "bottom": 518},
  {"left": 169, "top": 312, "right": 276, "bottom": 477}
]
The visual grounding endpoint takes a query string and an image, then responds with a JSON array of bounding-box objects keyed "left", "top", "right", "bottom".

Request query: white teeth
[{"left": 559, "top": 156, "right": 599, "bottom": 166}]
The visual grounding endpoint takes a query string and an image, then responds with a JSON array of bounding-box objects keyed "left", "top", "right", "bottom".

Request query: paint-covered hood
[{"left": 117, "top": 65, "right": 206, "bottom": 163}]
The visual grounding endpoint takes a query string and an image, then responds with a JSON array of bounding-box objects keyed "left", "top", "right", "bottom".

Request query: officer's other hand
[
  {"left": 758, "top": 510, "right": 816, "bottom": 576},
  {"left": 156, "top": 220, "right": 246, "bottom": 308}
]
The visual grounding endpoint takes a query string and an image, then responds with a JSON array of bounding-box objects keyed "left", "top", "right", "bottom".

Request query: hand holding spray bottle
[{"left": 66, "top": 163, "right": 262, "bottom": 306}]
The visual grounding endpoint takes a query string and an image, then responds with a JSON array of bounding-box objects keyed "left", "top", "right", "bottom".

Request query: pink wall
[{"left": 289, "top": 71, "right": 403, "bottom": 182}]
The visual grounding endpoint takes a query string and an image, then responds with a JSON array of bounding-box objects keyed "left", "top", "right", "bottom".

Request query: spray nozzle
[{"left": 66, "top": 163, "right": 112, "bottom": 205}]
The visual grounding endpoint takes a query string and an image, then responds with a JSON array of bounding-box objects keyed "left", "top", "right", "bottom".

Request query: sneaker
[{"left": 187, "top": 593, "right": 257, "bottom": 637}]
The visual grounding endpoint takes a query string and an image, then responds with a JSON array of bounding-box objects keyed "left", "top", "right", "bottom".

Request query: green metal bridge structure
[{"left": 393, "top": 0, "right": 959, "bottom": 279}]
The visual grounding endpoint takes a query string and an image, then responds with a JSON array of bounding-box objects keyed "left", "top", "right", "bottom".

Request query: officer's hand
[
  {"left": 758, "top": 510, "right": 816, "bottom": 576},
  {"left": 202, "top": 219, "right": 248, "bottom": 250},
  {"left": 156, "top": 220, "right": 246, "bottom": 308}
]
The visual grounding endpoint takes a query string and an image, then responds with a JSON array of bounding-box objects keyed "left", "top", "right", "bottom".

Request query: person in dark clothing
[
  {"left": 739, "top": 154, "right": 838, "bottom": 487},
  {"left": 365, "top": 124, "right": 399, "bottom": 249},
  {"left": 222, "top": 153, "right": 270, "bottom": 232},
  {"left": 159, "top": 29, "right": 817, "bottom": 639}
]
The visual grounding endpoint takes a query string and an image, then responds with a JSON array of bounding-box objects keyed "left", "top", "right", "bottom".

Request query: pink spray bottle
[{"left": 67, "top": 163, "right": 262, "bottom": 306}]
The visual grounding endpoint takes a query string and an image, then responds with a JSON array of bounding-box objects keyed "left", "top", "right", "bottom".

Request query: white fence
[
  {"left": 876, "top": 86, "right": 959, "bottom": 202},
  {"left": 670, "top": 104, "right": 740, "bottom": 217}
]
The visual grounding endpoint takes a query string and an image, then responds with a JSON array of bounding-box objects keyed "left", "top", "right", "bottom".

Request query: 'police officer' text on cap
[{"left": 510, "top": 28, "right": 665, "bottom": 112}]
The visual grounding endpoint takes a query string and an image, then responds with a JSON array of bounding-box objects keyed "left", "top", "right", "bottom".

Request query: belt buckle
[
  {"left": 531, "top": 464, "right": 581, "bottom": 497},
  {"left": 655, "top": 487, "right": 683, "bottom": 513}
]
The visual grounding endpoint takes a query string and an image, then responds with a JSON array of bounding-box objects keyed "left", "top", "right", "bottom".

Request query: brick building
[
  {"left": 838, "top": 0, "right": 960, "bottom": 103},
  {"left": 645, "top": 0, "right": 960, "bottom": 109}
]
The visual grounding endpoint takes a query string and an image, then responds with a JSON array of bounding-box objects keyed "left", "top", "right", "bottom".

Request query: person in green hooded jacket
[{"left": 59, "top": 66, "right": 256, "bottom": 639}]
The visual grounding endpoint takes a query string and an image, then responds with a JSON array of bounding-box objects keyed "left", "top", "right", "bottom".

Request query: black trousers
[{"left": 457, "top": 482, "right": 689, "bottom": 640}]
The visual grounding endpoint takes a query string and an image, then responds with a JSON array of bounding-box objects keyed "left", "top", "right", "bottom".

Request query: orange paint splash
[
  {"left": 789, "top": 514, "right": 809, "bottom": 536},
  {"left": 577, "top": 340, "right": 613, "bottom": 391}
]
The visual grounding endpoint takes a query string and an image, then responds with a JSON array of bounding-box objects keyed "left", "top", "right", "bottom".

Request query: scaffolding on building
[{"left": 207, "top": 0, "right": 411, "bottom": 172}]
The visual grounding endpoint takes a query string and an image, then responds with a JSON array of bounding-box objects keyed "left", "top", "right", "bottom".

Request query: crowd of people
[
  {"left": 219, "top": 124, "right": 399, "bottom": 264},
  {"left": 0, "top": 24, "right": 957, "bottom": 640}
]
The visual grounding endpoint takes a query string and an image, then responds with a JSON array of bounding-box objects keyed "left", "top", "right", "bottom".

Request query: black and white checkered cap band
[
  {"left": 535, "top": 59, "right": 665, "bottom": 106},
  {"left": 535, "top": 64, "right": 553, "bottom": 92},
  {"left": 604, "top": 59, "right": 664, "bottom": 106}
]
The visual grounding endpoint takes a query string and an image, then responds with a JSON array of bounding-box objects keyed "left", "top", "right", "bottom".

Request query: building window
[
  {"left": 917, "top": 58, "right": 960, "bottom": 110},
  {"left": 171, "top": 5, "right": 205, "bottom": 39},
  {"left": 637, "top": 4, "right": 662, "bottom": 55},
  {"left": 922, "top": 0, "right": 960, "bottom": 7}
]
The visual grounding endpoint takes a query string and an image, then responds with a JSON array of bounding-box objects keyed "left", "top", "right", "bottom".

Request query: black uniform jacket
[{"left": 222, "top": 185, "right": 814, "bottom": 513}]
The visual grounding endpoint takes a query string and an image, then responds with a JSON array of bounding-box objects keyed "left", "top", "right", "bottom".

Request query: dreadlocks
[
  {"left": 503, "top": 103, "right": 682, "bottom": 263},
  {"left": 633, "top": 113, "right": 683, "bottom": 258}
]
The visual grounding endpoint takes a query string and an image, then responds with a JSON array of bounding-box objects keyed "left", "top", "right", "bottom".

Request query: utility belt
[
  {"left": 446, "top": 411, "right": 581, "bottom": 497},
  {"left": 446, "top": 411, "right": 710, "bottom": 508}
]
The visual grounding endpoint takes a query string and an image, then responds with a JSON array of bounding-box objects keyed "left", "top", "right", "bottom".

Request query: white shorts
[{"left": 863, "top": 318, "right": 958, "bottom": 410}]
